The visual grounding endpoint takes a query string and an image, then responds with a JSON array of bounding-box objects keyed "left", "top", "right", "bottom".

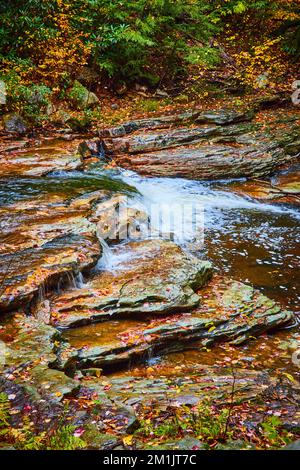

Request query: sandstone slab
[{"left": 50, "top": 239, "right": 212, "bottom": 328}]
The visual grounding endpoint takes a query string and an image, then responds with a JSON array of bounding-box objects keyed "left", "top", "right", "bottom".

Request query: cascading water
[
  {"left": 120, "top": 169, "right": 300, "bottom": 238},
  {"left": 97, "top": 237, "right": 114, "bottom": 270},
  {"left": 115, "top": 168, "right": 300, "bottom": 313}
]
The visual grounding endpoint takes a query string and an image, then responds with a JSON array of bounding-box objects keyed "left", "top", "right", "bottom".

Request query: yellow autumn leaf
[
  {"left": 282, "top": 372, "right": 296, "bottom": 383},
  {"left": 123, "top": 435, "right": 134, "bottom": 446}
]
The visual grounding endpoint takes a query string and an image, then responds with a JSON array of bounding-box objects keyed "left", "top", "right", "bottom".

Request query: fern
[{"left": 46, "top": 425, "right": 86, "bottom": 450}]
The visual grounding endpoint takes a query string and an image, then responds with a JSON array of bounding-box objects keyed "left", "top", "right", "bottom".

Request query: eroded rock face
[
  {"left": 0, "top": 233, "right": 101, "bottom": 312},
  {"left": 0, "top": 187, "right": 117, "bottom": 255},
  {"left": 50, "top": 239, "right": 212, "bottom": 328},
  {"left": 103, "top": 126, "right": 221, "bottom": 155},
  {"left": 113, "top": 138, "right": 298, "bottom": 180},
  {"left": 98, "top": 111, "right": 201, "bottom": 138},
  {"left": 93, "top": 110, "right": 300, "bottom": 180},
  {"left": 0, "top": 184, "right": 140, "bottom": 313},
  {"left": 227, "top": 166, "right": 300, "bottom": 205},
  {"left": 0, "top": 140, "right": 82, "bottom": 178},
  {"left": 98, "top": 109, "right": 252, "bottom": 138},
  {"left": 64, "top": 278, "right": 293, "bottom": 369},
  {"left": 0, "top": 198, "right": 94, "bottom": 255}
]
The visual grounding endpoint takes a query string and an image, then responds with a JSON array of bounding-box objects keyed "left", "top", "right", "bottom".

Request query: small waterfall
[
  {"left": 97, "top": 238, "right": 114, "bottom": 271},
  {"left": 37, "top": 282, "right": 46, "bottom": 303},
  {"left": 74, "top": 272, "right": 85, "bottom": 288},
  {"left": 55, "top": 271, "right": 86, "bottom": 293},
  {"left": 96, "top": 237, "right": 144, "bottom": 272}
]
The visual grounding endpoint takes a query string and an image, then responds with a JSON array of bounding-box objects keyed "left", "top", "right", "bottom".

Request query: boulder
[
  {"left": 194, "top": 109, "right": 254, "bottom": 125},
  {"left": 68, "top": 81, "right": 99, "bottom": 110},
  {"left": 3, "top": 114, "right": 27, "bottom": 134},
  {"left": 78, "top": 139, "right": 105, "bottom": 160}
]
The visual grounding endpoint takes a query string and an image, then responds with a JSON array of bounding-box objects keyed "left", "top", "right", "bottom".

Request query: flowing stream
[
  {"left": 1, "top": 142, "right": 299, "bottom": 378},
  {"left": 82, "top": 166, "right": 300, "bottom": 377},
  {"left": 101, "top": 168, "right": 300, "bottom": 313}
]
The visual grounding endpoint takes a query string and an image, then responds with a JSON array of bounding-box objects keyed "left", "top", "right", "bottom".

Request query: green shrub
[
  {"left": 139, "top": 99, "right": 160, "bottom": 113},
  {"left": 136, "top": 400, "right": 233, "bottom": 443},
  {"left": 0, "top": 68, "right": 51, "bottom": 123},
  {"left": 260, "top": 415, "right": 292, "bottom": 448},
  {"left": 68, "top": 80, "right": 89, "bottom": 109},
  {"left": 0, "top": 392, "right": 85, "bottom": 450}
]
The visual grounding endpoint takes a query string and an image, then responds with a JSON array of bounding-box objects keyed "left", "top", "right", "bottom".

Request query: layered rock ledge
[
  {"left": 81, "top": 108, "right": 300, "bottom": 180},
  {"left": 62, "top": 277, "right": 293, "bottom": 370},
  {"left": 50, "top": 239, "right": 213, "bottom": 328}
]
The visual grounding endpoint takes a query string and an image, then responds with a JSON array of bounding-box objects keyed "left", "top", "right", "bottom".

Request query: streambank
[{"left": 0, "top": 106, "right": 299, "bottom": 450}]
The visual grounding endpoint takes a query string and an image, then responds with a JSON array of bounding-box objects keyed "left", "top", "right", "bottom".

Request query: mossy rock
[
  {"left": 68, "top": 81, "right": 99, "bottom": 110},
  {"left": 83, "top": 424, "right": 120, "bottom": 450},
  {"left": 142, "top": 437, "right": 206, "bottom": 450},
  {"left": 215, "top": 439, "right": 256, "bottom": 450}
]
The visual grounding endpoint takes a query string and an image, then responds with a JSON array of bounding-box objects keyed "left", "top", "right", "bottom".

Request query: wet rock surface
[
  {"left": 50, "top": 239, "right": 212, "bottom": 328},
  {"left": 0, "top": 174, "right": 137, "bottom": 313},
  {"left": 1, "top": 312, "right": 299, "bottom": 449},
  {"left": 0, "top": 233, "right": 101, "bottom": 312},
  {"left": 227, "top": 165, "right": 300, "bottom": 206},
  {"left": 80, "top": 365, "right": 300, "bottom": 445},
  {"left": 0, "top": 138, "right": 82, "bottom": 178},
  {"left": 63, "top": 277, "right": 293, "bottom": 369},
  {"left": 90, "top": 368, "right": 277, "bottom": 409},
  {"left": 0, "top": 315, "right": 78, "bottom": 401},
  {"left": 0, "top": 314, "right": 139, "bottom": 442}
]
